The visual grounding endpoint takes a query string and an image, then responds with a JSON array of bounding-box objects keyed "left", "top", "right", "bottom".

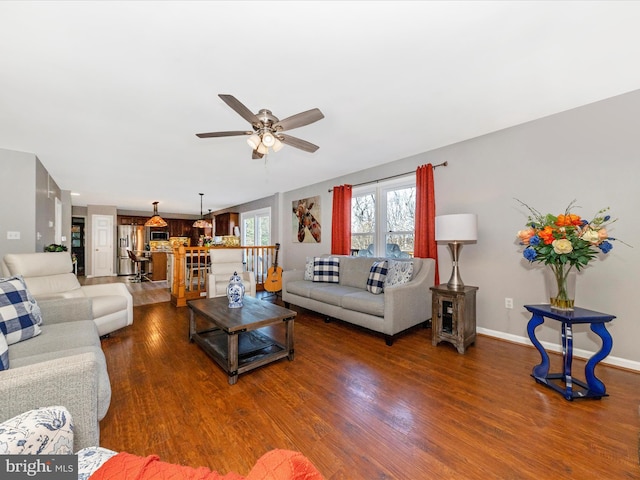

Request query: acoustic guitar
[{"left": 265, "top": 243, "right": 283, "bottom": 293}]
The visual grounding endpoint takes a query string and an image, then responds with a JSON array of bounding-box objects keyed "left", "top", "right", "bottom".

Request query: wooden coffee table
[{"left": 188, "top": 296, "right": 296, "bottom": 385}]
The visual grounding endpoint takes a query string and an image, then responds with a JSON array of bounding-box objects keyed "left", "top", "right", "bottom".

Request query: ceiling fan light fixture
[
  {"left": 256, "top": 142, "right": 268, "bottom": 155},
  {"left": 272, "top": 138, "right": 284, "bottom": 152},
  {"left": 247, "top": 133, "right": 261, "bottom": 149},
  {"left": 261, "top": 131, "right": 276, "bottom": 147}
]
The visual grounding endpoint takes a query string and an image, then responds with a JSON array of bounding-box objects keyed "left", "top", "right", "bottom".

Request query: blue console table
[{"left": 524, "top": 304, "right": 615, "bottom": 401}]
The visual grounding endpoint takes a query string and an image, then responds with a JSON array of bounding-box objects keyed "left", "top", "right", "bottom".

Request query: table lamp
[{"left": 435, "top": 213, "right": 478, "bottom": 289}]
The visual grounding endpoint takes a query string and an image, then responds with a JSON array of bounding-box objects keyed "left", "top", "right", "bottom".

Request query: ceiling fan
[{"left": 196, "top": 94, "right": 324, "bottom": 159}]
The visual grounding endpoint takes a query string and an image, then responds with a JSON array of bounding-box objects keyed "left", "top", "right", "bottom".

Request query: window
[
  {"left": 351, "top": 178, "right": 415, "bottom": 257},
  {"left": 241, "top": 208, "right": 271, "bottom": 246}
]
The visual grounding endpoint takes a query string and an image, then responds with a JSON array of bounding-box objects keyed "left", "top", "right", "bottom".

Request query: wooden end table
[
  {"left": 188, "top": 296, "right": 296, "bottom": 385},
  {"left": 524, "top": 304, "right": 615, "bottom": 401}
]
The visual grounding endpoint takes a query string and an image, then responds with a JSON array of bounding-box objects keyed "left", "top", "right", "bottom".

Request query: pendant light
[
  {"left": 144, "top": 201, "right": 168, "bottom": 227},
  {"left": 193, "top": 193, "right": 213, "bottom": 228}
]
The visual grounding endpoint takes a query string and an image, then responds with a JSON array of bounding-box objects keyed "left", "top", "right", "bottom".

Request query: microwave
[{"left": 150, "top": 231, "right": 169, "bottom": 241}]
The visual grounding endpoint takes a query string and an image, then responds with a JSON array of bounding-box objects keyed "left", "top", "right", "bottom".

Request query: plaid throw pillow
[
  {"left": 0, "top": 331, "right": 8, "bottom": 371},
  {"left": 0, "top": 275, "right": 42, "bottom": 345},
  {"left": 313, "top": 257, "right": 340, "bottom": 283},
  {"left": 367, "top": 260, "right": 388, "bottom": 294}
]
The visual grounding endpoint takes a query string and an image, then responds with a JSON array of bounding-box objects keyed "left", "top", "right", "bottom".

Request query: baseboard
[{"left": 477, "top": 327, "right": 640, "bottom": 372}]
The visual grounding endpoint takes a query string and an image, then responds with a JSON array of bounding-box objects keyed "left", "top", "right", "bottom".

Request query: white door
[{"left": 92, "top": 214, "right": 114, "bottom": 277}]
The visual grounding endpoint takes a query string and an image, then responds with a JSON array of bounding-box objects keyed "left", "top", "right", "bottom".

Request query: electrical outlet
[
  {"left": 6, "top": 231, "right": 20, "bottom": 240},
  {"left": 505, "top": 297, "right": 514, "bottom": 309}
]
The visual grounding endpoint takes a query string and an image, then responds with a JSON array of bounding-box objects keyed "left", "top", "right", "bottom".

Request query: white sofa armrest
[{"left": 81, "top": 283, "right": 133, "bottom": 326}]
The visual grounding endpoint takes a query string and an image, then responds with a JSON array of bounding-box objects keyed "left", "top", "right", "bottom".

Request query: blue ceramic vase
[{"left": 226, "top": 271, "right": 245, "bottom": 308}]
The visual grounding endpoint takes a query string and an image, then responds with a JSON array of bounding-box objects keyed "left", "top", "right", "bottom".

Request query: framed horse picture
[{"left": 292, "top": 196, "right": 321, "bottom": 243}]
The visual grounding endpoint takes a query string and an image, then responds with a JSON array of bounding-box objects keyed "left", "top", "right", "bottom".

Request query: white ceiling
[{"left": 2, "top": 1, "right": 640, "bottom": 215}]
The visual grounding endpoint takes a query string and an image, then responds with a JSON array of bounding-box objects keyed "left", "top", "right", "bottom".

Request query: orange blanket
[{"left": 90, "top": 449, "right": 324, "bottom": 480}]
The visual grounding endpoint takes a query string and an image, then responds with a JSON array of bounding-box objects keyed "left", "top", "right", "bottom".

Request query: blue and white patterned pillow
[
  {"left": 366, "top": 260, "right": 388, "bottom": 294},
  {"left": 304, "top": 257, "right": 314, "bottom": 281},
  {"left": 0, "top": 406, "right": 74, "bottom": 454},
  {"left": 0, "top": 331, "right": 8, "bottom": 371},
  {"left": 313, "top": 257, "right": 340, "bottom": 283},
  {"left": 0, "top": 275, "right": 42, "bottom": 345},
  {"left": 77, "top": 447, "right": 118, "bottom": 480},
  {"left": 385, "top": 260, "right": 414, "bottom": 287}
]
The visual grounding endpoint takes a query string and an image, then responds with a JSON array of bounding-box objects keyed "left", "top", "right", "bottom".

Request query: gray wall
[
  {"left": 0, "top": 149, "right": 67, "bottom": 259},
  {"left": 279, "top": 89, "right": 640, "bottom": 369}
]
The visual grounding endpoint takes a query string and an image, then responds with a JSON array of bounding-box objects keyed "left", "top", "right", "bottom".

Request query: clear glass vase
[{"left": 545, "top": 264, "right": 576, "bottom": 311}]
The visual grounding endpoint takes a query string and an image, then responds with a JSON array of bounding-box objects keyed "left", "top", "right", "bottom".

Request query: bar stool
[{"left": 127, "top": 250, "right": 150, "bottom": 282}]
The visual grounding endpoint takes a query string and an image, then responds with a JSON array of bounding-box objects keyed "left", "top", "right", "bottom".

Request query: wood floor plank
[{"left": 97, "top": 293, "right": 640, "bottom": 479}]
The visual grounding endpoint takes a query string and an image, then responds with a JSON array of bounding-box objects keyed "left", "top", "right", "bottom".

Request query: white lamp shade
[
  {"left": 435, "top": 214, "right": 478, "bottom": 242},
  {"left": 272, "top": 138, "right": 284, "bottom": 152},
  {"left": 262, "top": 131, "right": 276, "bottom": 147},
  {"left": 247, "top": 134, "right": 261, "bottom": 149},
  {"left": 256, "top": 142, "right": 268, "bottom": 155}
]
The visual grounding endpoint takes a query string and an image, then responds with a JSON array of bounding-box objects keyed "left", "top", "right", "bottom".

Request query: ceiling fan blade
[
  {"left": 278, "top": 134, "right": 320, "bottom": 153},
  {"left": 252, "top": 149, "right": 264, "bottom": 160},
  {"left": 196, "top": 130, "right": 252, "bottom": 138},
  {"left": 218, "top": 94, "right": 260, "bottom": 125},
  {"left": 273, "top": 108, "right": 324, "bottom": 131}
]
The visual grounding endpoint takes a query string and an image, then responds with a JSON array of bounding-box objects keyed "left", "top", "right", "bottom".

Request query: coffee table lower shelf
[{"left": 191, "top": 327, "right": 290, "bottom": 384}]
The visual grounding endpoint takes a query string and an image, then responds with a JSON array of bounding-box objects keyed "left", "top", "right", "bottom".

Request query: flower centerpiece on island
[{"left": 515, "top": 199, "right": 620, "bottom": 311}]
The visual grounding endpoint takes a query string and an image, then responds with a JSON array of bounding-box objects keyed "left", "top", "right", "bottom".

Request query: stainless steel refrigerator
[{"left": 117, "top": 225, "right": 146, "bottom": 275}]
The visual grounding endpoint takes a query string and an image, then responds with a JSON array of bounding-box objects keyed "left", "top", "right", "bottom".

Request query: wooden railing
[{"left": 170, "top": 245, "right": 277, "bottom": 307}]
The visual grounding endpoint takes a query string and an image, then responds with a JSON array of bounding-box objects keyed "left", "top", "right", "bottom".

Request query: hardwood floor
[{"left": 97, "top": 291, "right": 640, "bottom": 479}]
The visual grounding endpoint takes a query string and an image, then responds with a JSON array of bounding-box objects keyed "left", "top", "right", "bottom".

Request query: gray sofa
[
  {"left": 0, "top": 297, "right": 111, "bottom": 450},
  {"left": 282, "top": 256, "right": 435, "bottom": 345}
]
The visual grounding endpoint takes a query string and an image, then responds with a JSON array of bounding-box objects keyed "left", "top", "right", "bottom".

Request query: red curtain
[
  {"left": 331, "top": 184, "right": 352, "bottom": 255},
  {"left": 414, "top": 164, "right": 439, "bottom": 285}
]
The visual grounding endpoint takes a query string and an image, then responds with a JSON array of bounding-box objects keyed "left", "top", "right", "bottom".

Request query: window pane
[
  {"left": 257, "top": 215, "right": 270, "bottom": 246},
  {"left": 243, "top": 218, "right": 255, "bottom": 246},
  {"left": 351, "top": 193, "right": 375, "bottom": 253},
  {"left": 386, "top": 187, "right": 415, "bottom": 232},
  {"left": 385, "top": 186, "right": 415, "bottom": 257}
]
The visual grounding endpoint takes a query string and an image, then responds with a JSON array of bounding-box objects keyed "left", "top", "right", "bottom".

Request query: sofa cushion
[
  {"left": 313, "top": 257, "right": 340, "bottom": 283},
  {"left": 366, "top": 260, "right": 388, "bottom": 294},
  {"left": 0, "top": 275, "right": 42, "bottom": 345},
  {"left": 340, "top": 257, "right": 380, "bottom": 288},
  {"left": 22, "top": 273, "right": 83, "bottom": 298},
  {"left": 0, "top": 406, "right": 75, "bottom": 454},
  {"left": 3, "top": 252, "right": 74, "bottom": 277},
  {"left": 286, "top": 280, "right": 326, "bottom": 298},
  {"left": 342, "top": 291, "right": 386, "bottom": 317},
  {"left": 91, "top": 295, "right": 129, "bottom": 319},
  {"left": 309, "top": 285, "right": 362, "bottom": 306},
  {"left": 385, "top": 260, "right": 414, "bottom": 287},
  {"left": 0, "top": 331, "right": 8, "bottom": 370},
  {"left": 9, "top": 321, "right": 100, "bottom": 361}
]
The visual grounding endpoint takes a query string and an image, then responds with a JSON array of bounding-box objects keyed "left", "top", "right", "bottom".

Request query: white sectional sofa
[
  {"left": 282, "top": 255, "right": 435, "bottom": 345},
  {"left": 2, "top": 252, "right": 133, "bottom": 336}
]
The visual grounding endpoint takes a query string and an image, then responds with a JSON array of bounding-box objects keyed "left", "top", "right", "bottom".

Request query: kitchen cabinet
[
  {"left": 149, "top": 252, "right": 167, "bottom": 281},
  {"left": 215, "top": 213, "right": 239, "bottom": 236}
]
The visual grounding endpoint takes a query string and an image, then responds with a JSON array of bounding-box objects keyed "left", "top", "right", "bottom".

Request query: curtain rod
[{"left": 327, "top": 161, "right": 447, "bottom": 192}]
